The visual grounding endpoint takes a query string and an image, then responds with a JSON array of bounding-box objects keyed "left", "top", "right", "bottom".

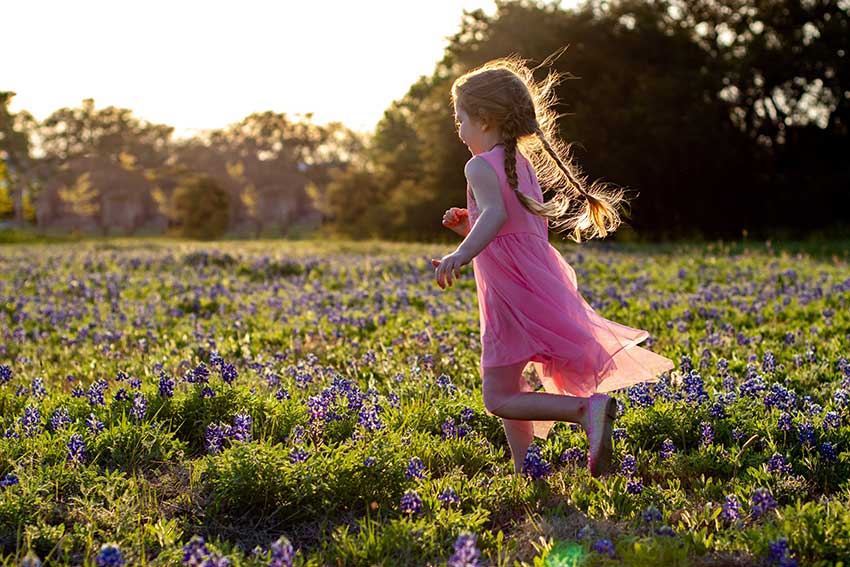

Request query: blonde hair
[{"left": 451, "top": 49, "right": 632, "bottom": 242}]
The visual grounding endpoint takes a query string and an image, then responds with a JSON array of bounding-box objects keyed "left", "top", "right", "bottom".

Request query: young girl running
[{"left": 432, "top": 54, "right": 675, "bottom": 478}]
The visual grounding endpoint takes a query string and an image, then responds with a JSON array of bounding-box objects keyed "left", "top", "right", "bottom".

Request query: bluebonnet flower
[
  {"left": 764, "top": 383, "right": 797, "bottom": 411},
  {"left": 387, "top": 392, "right": 400, "bottom": 409},
  {"left": 460, "top": 407, "right": 475, "bottom": 422},
  {"left": 560, "top": 447, "right": 585, "bottom": 464},
  {"left": 400, "top": 489, "right": 422, "bottom": 515},
  {"left": 67, "top": 434, "right": 86, "bottom": 465},
  {"left": 220, "top": 363, "right": 238, "bottom": 385},
  {"left": 740, "top": 375, "right": 767, "bottom": 398},
  {"left": 767, "top": 537, "right": 798, "bottom": 567},
  {"left": 819, "top": 441, "right": 837, "bottom": 463},
  {"left": 128, "top": 378, "right": 142, "bottom": 389},
  {"left": 50, "top": 407, "right": 72, "bottom": 431},
  {"left": 405, "top": 456, "right": 425, "bottom": 479},
  {"left": 357, "top": 404, "right": 384, "bottom": 432},
  {"left": 721, "top": 494, "right": 741, "bottom": 522},
  {"left": 660, "top": 438, "right": 676, "bottom": 460},
  {"left": 767, "top": 453, "right": 792, "bottom": 474},
  {"left": 642, "top": 505, "right": 662, "bottom": 523},
  {"left": 275, "top": 387, "right": 290, "bottom": 401},
  {"left": 289, "top": 447, "right": 309, "bottom": 463},
  {"left": 158, "top": 370, "right": 175, "bottom": 398},
  {"left": 191, "top": 362, "right": 210, "bottom": 384},
  {"left": 436, "top": 373, "right": 458, "bottom": 395},
  {"left": 700, "top": 422, "right": 714, "bottom": 446},
  {"left": 592, "top": 537, "right": 616, "bottom": 559},
  {"left": 182, "top": 535, "right": 229, "bottom": 566},
  {"left": 87, "top": 379, "right": 108, "bottom": 407},
  {"left": 95, "top": 543, "right": 125, "bottom": 567},
  {"left": 621, "top": 454, "right": 637, "bottom": 477},
  {"left": 797, "top": 422, "right": 815, "bottom": 446},
  {"left": 626, "top": 478, "right": 644, "bottom": 494},
  {"left": 0, "top": 364, "right": 11, "bottom": 385},
  {"left": 833, "top": 389, "right": 849, "bottom": 408},
  {"left": 115, "top": 371, "right": 129, "bottom": 382},
  {"left": 521, "top": 444, "right": 552, "bottom": 480},
  {"left": 613, "top": 427, "right": 627, "bottom": 441},
  {"left": 627, "top": 383, "right": 654, "bottom": 408},
  {"left": 679, "top": 354, "right": 693, "bottom": 375},
  {"left": 0, "top": 473, "right": 19, "bottom": 487},
  {"left": 19, "top": 405, "right": 41, "bottom": 437},
  {"left": 683, "top": 370, "right": 709, "bottom": 404},
  {"left": 441, "top": 417, "right": 457, "bottom": 439},
  {"left": 778, "top": 412, "right": 793, "bottom": 432},
  {"left": 200, "top": 385, "right": 216, "bottom": 398},
  {"left": 268, "top": 535, "right": 295, "bottom": 567},
  {"left": 762, "top": 351, "right": 777, "bottom": 374},
  {"left": 30, "top": 377, "right": 46, "bottom": 399},
  {"left": 363, "top": 456, "right": 376, "bottom": 467},
  {"left": 784, "top": 332, "right": 795, "bottom": 345},
  {"left": 86, "top": 413, "right": 105, "bottom": 435},
  {"left": 438, "top": 487, "right": 460, "bottom": 507},
  {"left": 750, "top": 487, "right": 777, "bottom": 519},
  {"left": 71, "top": 385, "right": 86, "bottom": 398},
  {"left": 822, "top": 411, "right": 840, "bottom": 431},
  {"left": 205, "top": 424, "right": 230, "bottom": 455},
  {"left": 655, "top": 525, "right": 676, "bottom": 536},
  {"left": 113, "top": 388, "right": 130, "bottom": 402},
  {"left": 130, "top": 392, "right": 147, "bottom": 421},
  {"left": 231, "top": 413, "right": 252, "bottom": 443},
  {"left": 447, "top": 532, "right": 480, "bottom": 567},
  {"left": 708, "top": 401, "right": 727, "bottom": 419}
]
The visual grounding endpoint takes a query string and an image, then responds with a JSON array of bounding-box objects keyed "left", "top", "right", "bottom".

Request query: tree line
[{"left": 2, "top": 0, "right": 848, "bottom": 241}]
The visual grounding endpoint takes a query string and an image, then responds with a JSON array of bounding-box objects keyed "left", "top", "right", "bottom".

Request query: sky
[{"left": 3, "top": 0, "right": 512, "bottom": 140}]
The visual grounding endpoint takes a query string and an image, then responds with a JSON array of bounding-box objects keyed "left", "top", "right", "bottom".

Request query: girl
[{"left": 432, "top": 54, "right": 675, "bottom": 478}]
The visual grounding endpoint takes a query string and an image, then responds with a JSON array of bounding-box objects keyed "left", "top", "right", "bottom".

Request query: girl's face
[{"left": 454, "top": 105, "right": 496, "bottom": 155}]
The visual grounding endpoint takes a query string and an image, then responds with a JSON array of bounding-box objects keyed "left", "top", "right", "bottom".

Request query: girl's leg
[
  {"left": 502, "top": 417, "right": 534, "bottom": 473},
  {"left": 482, "top": 360, "right": 588, "bottom": 426}
]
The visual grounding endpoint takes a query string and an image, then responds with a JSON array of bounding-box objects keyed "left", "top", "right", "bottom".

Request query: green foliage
[{"left": 171, "top": 175, "right": 230, "bottom": 240}]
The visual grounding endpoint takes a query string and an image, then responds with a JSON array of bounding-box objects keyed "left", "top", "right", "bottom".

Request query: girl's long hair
[{"left": 451, "top": 49, "right": 632, "bottom": 242}]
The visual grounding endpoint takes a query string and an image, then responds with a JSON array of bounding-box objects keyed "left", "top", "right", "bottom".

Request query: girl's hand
[
  {"left": 442, "top": 207, "right": 470, "bottom": 237},
  {"left": 431, "top": 250, "right": 471, "bottom": 289}
]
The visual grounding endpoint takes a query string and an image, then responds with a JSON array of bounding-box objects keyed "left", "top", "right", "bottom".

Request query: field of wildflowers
[{"left": 0, "top": 238, "right": 848, "bottom": 566}]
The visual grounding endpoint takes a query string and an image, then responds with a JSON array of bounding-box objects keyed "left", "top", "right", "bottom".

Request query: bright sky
[{"left": 3, "top": 0, "right": 508, "bottom": 139}]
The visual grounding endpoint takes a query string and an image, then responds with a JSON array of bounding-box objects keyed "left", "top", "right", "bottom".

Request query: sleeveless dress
[{"left": 466, "top": 144, "right": 675, "bottom": 440}]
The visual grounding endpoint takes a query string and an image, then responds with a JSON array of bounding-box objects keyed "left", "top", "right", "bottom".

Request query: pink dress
[{"left": 466, "top": 144, "right": 675, "bottom": 440}]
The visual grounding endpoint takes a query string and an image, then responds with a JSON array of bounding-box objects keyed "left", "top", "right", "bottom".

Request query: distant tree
[
  {"left": 0, "top": 91, "right": 36, "bottom": 224},
  {"left": 171, "top": 175, "right": 230, "bottom": 240}
]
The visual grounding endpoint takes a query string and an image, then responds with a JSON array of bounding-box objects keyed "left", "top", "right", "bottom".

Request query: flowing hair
[{"left": 451, "top": 48, "right": 632, "bottom": 242}]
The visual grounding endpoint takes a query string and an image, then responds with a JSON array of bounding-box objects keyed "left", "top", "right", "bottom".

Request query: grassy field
[{"left": 0, "top": 237, "right": 848, "bottom": 566}]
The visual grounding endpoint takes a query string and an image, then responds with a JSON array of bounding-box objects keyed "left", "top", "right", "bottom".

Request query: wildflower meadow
[{"left": 1, "top": 238, "right": 848, "bottom": 566}]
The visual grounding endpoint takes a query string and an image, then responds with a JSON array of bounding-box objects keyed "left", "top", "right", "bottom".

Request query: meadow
[{"left": 0, "top": 237, "right": 848, "bottom": 566}]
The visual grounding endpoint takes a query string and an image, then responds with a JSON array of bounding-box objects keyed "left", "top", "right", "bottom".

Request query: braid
[
  {"left": 503, "top": 138, "right": 519, "bottom": 193},
  {"left": 534, "top": 126, "right": 590, "bottom": 199}
]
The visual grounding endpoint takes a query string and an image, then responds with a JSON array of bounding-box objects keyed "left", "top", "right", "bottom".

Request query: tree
[{"left": 171, "top": 175, "right": 231, "bottom": 240}]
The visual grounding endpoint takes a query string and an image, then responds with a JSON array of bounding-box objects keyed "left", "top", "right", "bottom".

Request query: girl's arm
[{"left": 456, "top": 157, "right": 506, "bottom": 262}]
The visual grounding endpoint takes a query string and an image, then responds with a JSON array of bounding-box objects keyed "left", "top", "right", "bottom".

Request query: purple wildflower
[
  {"left": 438, "top": 487, "right": 461, "bottom": 507},
  {"left": 660, "top": 438, "right": 676, "bottom": 460},
  {"left": 642, "top": 505, "right": 662, "bottom": 523},
  {"left": 130, "top": 392, "right": 147, "bottom": 421},
  {"left": 400, "top": 489, "right": 422, "bottom": 515},
  {"left": 268, "top": 535, "right": 295, "bottom": 567},
  {"left": 721, "top": 494, "right": 741, "bottom": 522},
  {"left": 521, "top": 444, "right": 552, "bottom": 480},
  {"left": 819, "top": 441, "right": 837, "bottom": 463},
  {"left": 750, "top": 487, "right": 777, "bottom": 519},
  {"left": 592, "top": 537, "right": 616, "bottom": 559},
  {"left": 700, "top": 421, "right": 714, "bottom": 446},
  {"left": 158, "top": 370, "right": 175, "bottom": 398},
  {"left": 67, "top": 434, "right": 86, "bottom": 465},
  {"left": 95, "top": 543, "right": 125, "bottom": 567},
  {"left": 767, "top": 453, "right": 792, "bottom": 474},
  {"left": 405, "top": 456, "right": 425, "bottom": 479},
  {"left": 50, "top": 407, "right": 72, "bottom": 431},
  {"left": 447, "top": 532, "right": 480, "bottom": 567}
]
